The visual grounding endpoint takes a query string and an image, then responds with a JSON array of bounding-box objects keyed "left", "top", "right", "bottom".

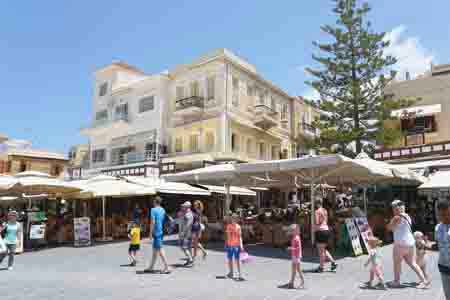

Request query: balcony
[
  {"left": 111, "top": 150, "right": 160, "bottom": 166},
  {"left": 300, "top": 122, "right": 317, "bottom": 136},
  {"left": 253, "top": 104, "right": 279, "bottom": 129},
  {"left": 174, "top": 96, "right": 205, "bottom": 118},
  {"left": 81, "top": 114, "right": 129, "bottom": 136}
]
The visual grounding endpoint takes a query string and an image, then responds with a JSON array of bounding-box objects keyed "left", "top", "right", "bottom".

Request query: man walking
[
  {"left": 144, "top": 196, "right": 170, "bottom": 274},
  {"left": 179, "top": 201, "right": 194, "bottom": 266}
]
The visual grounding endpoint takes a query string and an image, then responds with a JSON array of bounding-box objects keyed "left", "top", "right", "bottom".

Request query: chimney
[{"left": 405, "top": 71, "right": 411, "bottom": 81}]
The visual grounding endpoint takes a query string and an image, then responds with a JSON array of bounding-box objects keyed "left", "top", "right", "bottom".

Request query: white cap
[{"left": 181, "top": 201, "right": 191, "bottom": 208}]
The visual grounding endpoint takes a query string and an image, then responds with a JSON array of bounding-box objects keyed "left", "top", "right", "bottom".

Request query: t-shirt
[
  {"left": 179, "top": 210, "right": 193, "bottom": 239},
  {"left": 130, "top": 227, "right": 141, "bottom": 245},
  {"left": 435, "top": 223, "right": 450, "bottom": 268},
  {"left": 225, "top": 223, "right": 241, "bottom": 247},
  {"left": 315, "top": 208, "right": 329, "bottom": 232},
  {"left": 150, "top": 207, "right": 166, "bottom": 238},
  {"left": 290, "top": 235, "right": 302, "bottom": 259},
  {"left": 393, "top": 213, "right": 415, "bottom": 247},
  {"left": 3, "top": 222, "right": 21, "bottom": 245}
]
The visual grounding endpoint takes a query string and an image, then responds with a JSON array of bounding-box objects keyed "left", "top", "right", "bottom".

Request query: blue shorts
[
  {"left": 152, "top": 235, "right": 163, "bottom": 250},
  {"left": 226, "top": 246, "right": 241, "bottom": 260}
]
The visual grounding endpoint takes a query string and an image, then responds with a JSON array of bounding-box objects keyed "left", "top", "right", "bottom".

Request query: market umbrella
[
  {"left": 122, "top": 176, "right": 211, "bottom": 196},
  {"left": 68, "top": 175, "right": 157, "bottom": 241},
  {"left": 0, "top": 175, "right": 19, "bottom": 191},
  {"left": 419, "top": 170, "right": 450, "bottom": 191},
  {"left": 11, "top": 171, "right": 82, "bottom": 195},
  {"left": 163, "top": 154, "right": 395, "bottom": 243}
]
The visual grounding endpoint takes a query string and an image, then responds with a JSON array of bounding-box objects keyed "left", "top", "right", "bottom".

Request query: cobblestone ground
[{"left": 0, "top": 237, "right": 445, "bottom": 300}]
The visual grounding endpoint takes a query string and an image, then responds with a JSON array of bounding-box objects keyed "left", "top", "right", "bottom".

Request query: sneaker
[
  {"left": 362, "top": 281, "right": 373, "bottom": 288},
  {"left": 7, "top": 267, "right": 13, "bottom": 271},
  {"left": 203, "top": 251, "right": 208, "bottom": 260},
  {"left": 331, "top": 262, "right": 338, "bottom": 271},
  {"left": 417, "top": 281, "right": 430, "bottom": 289},
  {"left": 130, "top": 261, "right": 137, "bottom": 267},
  {"left": 236, "top": 276, "right": 245, "bottom": 282},
  {"left": 376, "top": 283, "right": 388, "bottom": 290},
  {"left": 226, "top": 272, "right": 234, "bottom": 279}
]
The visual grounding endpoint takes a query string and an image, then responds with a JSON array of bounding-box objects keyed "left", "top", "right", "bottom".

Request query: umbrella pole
[
  {"left": 310, "top": 182, "right": 315, "bottom": 246},
  {"left": 363, "top": 187, "right": 367, "bottom": 215},
  {"left": 224, "top": 183, "right": 231, "bottom": 217},
  {"left": 102, "top": 196, "right": 106, "bottom": 241}
]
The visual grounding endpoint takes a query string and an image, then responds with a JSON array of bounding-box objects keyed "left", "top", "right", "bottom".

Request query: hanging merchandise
[
  {"left": 354, "top": 217, "right": 373, "bottom": 252},
  {"left": 344, "top": 218, "right": 363, "bottom": 256}
]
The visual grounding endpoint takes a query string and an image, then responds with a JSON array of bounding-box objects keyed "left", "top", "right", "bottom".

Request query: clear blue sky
[{"left": 1, "top": 0, "right": 449, "bottom": 154}]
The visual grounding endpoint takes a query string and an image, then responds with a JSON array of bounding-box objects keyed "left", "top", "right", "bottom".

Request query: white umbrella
[
  {"left": 419, "top": 170, "right": 450, "bottom": 190},
  {"left": 0, "top": 175, "right": 19, "bottom": 191},
  {"left": 12, "top": 171, "right": 81, "bottom": 195},
  {"left": 69, "top": 175, "right": 156, "bottom": 241},
  {"left": 123, "top": 176, "right": 211, "bottom": 196}
]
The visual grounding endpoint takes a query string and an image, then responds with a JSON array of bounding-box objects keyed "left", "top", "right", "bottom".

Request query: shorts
[
  {"left": 292, "top": 257, "right": 302, "bottom": 264},
  {"left": 316, "top": 230, "right": 330, "bottom": 244},
  {"left": 152, "top": 235, "right": 163, "bottom": 250},
  {"left": 181, "top": 238, "right": 192, "bottom": 250},
  {"left": 226, "top": 246, "right": 241, "bottom": 260},
  {"left": 129, "top": 244, "right": 140, "bottom": 252}
]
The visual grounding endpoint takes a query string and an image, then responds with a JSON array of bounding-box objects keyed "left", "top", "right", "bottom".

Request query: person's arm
[
  {"left": 239, "top": 226, "right": 244, "bottom": 250},
  {"left": 387, "top": 216, "right": 400, "bottom": 231},
  {"left": 17, "top": 223, "right": 23, "bottom": 247},
  {"left": 149, "top": 210, "right": 154, "bottom": 238},
  {"left": 183, "top": 215, "right": 193, "bottom": 237}
]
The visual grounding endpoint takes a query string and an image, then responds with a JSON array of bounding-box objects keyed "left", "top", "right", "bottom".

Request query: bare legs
[
  {"left": 147, "top": 248, "right": 169, "bottom": 273},
  {"left": 317, "top": 243, "right": 336, "bottom": 269},
  {"left": 392, "top": 245, "right": 427, "bottom": 286},
  {"left": 289, "top": 262, "right": 304, "bottom": 288}
]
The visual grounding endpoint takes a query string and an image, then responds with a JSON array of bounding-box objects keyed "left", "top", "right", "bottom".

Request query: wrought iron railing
[{"left": 175, "top": 96, "right": 204, "bottom": 111}]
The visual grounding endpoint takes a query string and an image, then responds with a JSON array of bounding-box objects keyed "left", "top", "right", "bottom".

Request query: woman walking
[
  {"left": 0, "top": 211, "right": 22, "bottom": 270},
  {"left": 314, "top": 198, "right": 337, "bottom": 273},
  {"left": 192, "top": 200, "right": 207, "bottom": 261},
  {"left": 388, "top": 200, "right": 429, "bottom": 288}
]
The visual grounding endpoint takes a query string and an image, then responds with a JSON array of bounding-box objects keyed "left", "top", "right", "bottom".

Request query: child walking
[
  {"left": 414, "top": 231, "right": 435, "bottom": 283},
  {"left": 363, "top": 236, "right": 387, "bottom": 289},
  {"left": 225, "top": 214, "right": 244, "bottom": 281},
  {"left": 128, "top": 222, "right": 141, "bottom": 266},
  {"left": 287, "top": 224, "right": 304, "bottom": 289}
]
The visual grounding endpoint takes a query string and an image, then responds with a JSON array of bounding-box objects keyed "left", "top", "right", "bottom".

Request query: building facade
[
  {"left": 375, "top": 64, "right": 450, "bottom": 172},
  {"left": 77, "top": 49, "right": 317, "bottom": 178},
  {"left": 0, "top": 136, "right": 68, "bottom": 178}
]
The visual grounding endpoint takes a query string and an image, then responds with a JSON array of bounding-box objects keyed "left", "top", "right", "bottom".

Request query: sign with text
[{"left": 74, "top": 217, "right": 91, "bottom": 247}]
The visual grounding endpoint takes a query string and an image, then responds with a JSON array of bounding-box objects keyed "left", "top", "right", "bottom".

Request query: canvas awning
[
  {"left": 200, "top": 185, "right": 256, "bottom": 196},
  {"left": 123, "top": 176, "right": 210, "bottom": 196},
  {"left": 391, "top": 104, "right": 441, "bottom": 119},
  {"left": 419, "top": 171, "right": 450, "bottom": 190}
]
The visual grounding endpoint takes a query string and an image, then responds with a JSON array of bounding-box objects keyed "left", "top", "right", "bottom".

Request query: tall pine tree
[{"left": 306, "top": 0, "right": 397, "bottom": 156}]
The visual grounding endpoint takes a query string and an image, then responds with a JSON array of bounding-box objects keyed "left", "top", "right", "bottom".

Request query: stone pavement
[{"left": 0, "top": 237, "right": 446, "bottom": 300}]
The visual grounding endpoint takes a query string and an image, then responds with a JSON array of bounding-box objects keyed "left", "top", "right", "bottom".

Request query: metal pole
[{"left": 102, "top": 196, "right": 106, "bottom": 241}]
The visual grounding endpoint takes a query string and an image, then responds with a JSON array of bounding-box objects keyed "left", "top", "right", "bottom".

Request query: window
[
  {"left": 51, "top": 165, "right": 61, "bottom": 177},
  {"left": 139, "top": 96, "right": 154, "bottom": 113},
  {"left": 95, "top": 110, "right": 108, "bottom": 121},
  {"left": 189, "top": 135, "right": 199, "bottom": 153},
  {"left": 246, "top": 138, "right": 253, "bottom": 155},
  {"left": 232, "top": 77, "right": 239, "bottom": 106},
  {"left": 190, "top": 81, "right": 200, "bottom": 97},
  {"left": 401, "top": 116, "right": 436, "bottom": 133},
  {"left": 176, "top": 86, "right": 185, "bottom": 100},
  {"left": 258, "top": 89, "right": 265, "bottom": 105},
  {"left": 115, "top": 103, "right": 128, "bottom": 121},
  {"left": 247, "top": 85, "right": 254, "bottom": 97},
  {"left": 271, "top": 145, "right": 279, "bottom": 160},
  {"left": 259, "top": 142, "right": 266, "bottom": 160},
  {"left": 281, "top": 103, "right": 288, "bottom": 120},
  {"left": 19, "top": 160, "right": 27, "bottom": 172},
  {"left": 205, "top": 132, "right": 215, "bottom": 152},
  {"left": 270, "top": 96, "right": 277, "bottom": 111},
  {"left": 99, "top": 82, "right": 108, "bottom": 97},
  {"left": 231, "top": 133, "right": 239, "bottom": 152},
  {"left": 175, "top": 137, "right": 183, "bottom": 153},
  {"left": 92, "top": 149, "right": 106, "bottom": 163},
  {"left": 207, "top": 76, "right": 215, "bottom": 100}
]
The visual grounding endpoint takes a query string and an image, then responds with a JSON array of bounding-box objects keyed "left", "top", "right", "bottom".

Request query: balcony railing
[
  {"left": 404, "top": 126, "right": 433, "bottom": 135},
  {"left": 111, "top": 150, "right": 160, "bottom": 166},
  {"left": 113, "top": 113, "right": 129, "bottom": 122},
  {"left": 254, "top": 104, "right": 277, "bottom": 116},
  {"left": 374, "top": 140, "right": 450, "bottom": 161},
  {"left": 175, "top": 96, "right": 204, "bottom": 111}
]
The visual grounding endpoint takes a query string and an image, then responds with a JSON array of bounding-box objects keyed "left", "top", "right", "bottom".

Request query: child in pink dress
[{"left": 287, "top": 224, "right": 304, "bottom": 289}]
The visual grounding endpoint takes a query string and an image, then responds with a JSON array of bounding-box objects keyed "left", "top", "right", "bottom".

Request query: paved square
[{"left": 0, "top": 237, "right": 445, "bottom": 300}]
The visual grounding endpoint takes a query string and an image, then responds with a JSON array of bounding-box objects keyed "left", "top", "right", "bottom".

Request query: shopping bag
[
  {"left": 0, "top": 237, "right": 6, "bottom": 253},
  {"left": 239, "top": 251, "right": 255, "bottom": 264}
]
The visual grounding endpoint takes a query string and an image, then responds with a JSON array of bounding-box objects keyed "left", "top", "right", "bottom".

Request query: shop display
[
  {"left": 29, "top": 224, "right": 46, "bottom": 240},
  {"left": 354, "top": 217, "right": 373, "bottom": 252},
  {"left": 344, "top": 218, "right": 363, "bottom": 256}
]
